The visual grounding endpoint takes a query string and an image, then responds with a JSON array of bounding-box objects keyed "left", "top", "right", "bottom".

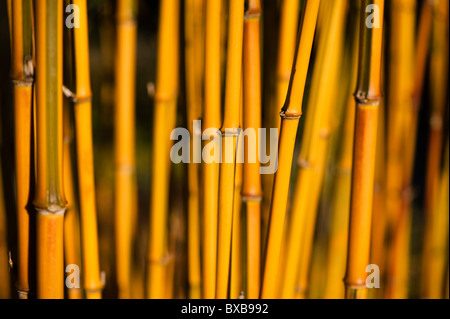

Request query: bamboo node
[
  {"left": 280, "top": 110, "right": 302, "bottom": 120},
  {"left": 148, "top": 252, "right": 174, "bottom": 266},
  {"left": 242, "top": 194, "right": 263, "bottom": 202},
  {"left": 354, "top": 91, "right": 382, "bottom": 105}
]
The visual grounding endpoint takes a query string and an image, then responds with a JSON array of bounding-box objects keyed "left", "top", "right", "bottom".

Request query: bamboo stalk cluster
[{"left": 0, "top": 0, "right": 448, "bottom": 300}]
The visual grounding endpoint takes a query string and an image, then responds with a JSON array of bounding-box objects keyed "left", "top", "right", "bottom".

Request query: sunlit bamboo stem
[
  {"left": 242, "top": 0, "right": 263, "bottom": 300},
  {"left": 281, "top": 0, "right": 346, "bottom": 299},
  {"left": 202, "top": 0, "right": 222, "bottom": 299},
  {"left": 344, "top": 0, "right": 384, "bottom": 299},
  {"left": 115, "top": 0, "right": 138, "bottom": 300},
  {"left": 185, "top": 0, "right": 204, "bottom": 299},
  {"left": 67, "top": 0, "right": 103, "bottom": 299},
  {"left": 216, "top": 0, "right": 245, "bottom": 299},
  {"left": 260, "top": 0, "right": 320, "bottom": 299},
  {"left": 8, "top": 0, "right": 34, "bottom": 299},
  {"left": 34, "top": 0, "right": 66, "bottom": 299},
  {"left": 147, "top": 0, "right": 180, "bottom": 299}
]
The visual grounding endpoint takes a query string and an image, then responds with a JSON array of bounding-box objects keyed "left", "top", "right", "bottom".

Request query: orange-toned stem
[
  {"left": 34, "top": 0, "right": 66, "bottom": 299},
  {"left": 215, "top": 0, "right": 245, "bottom": 299},
  {"left": 8, "top": 0, "right": 34, "bottom": 299},
  {"left": 260, "top": 0, "right": 320, "bottom": 299},
  {"left": 201, "top": 0, "right": 222, "bottom": 299},
  {"left": 344, "top": 0, "right": 384, "bottom": 299},
  {"left": 242, "top": 0, "right": 263, "bottom": 300},
  {"left": 147, "top": 0, "right": 180, "bottom": 299},
  {"left": 114, "top": 0, "right": 138, "bottom": 300}
]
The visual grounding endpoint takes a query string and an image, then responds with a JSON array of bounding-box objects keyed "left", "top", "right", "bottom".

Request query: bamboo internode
[{"left": 115, "top": 0, "right": 138, "bottom": 300}]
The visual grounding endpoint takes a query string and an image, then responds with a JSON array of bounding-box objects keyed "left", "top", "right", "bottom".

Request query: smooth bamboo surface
[
  {"left": 71, "top": 0, "right": 102, "bottom": 299},
  {"left": 115, "top": 0, "right": 138, "bottom": 300},
  {"left": 260, "top": 0, "right": 320, "bottom": 299},
  {"left": 243, "top": 0, "right": 263, "bottom": 300},
  {"left": 215, "top": 0, "right": 245, "bottom": 299},
  {"left": 281, "top": 0, "right": 346, "bottom": 299},
  {"left": 147, "top": 0, "right": 180, "bottom": 299},
  {"left": 344, "top": 0, "right": 384, "bottom": 299},
  {"left": 202, "top": 0, "right": 222, "bottom": 300},
  {"left": 34, "top": 0, "right": 66, "bottom": 299},
  {"left": 9, "top": 0, "right": 34, "bottom": 299}
]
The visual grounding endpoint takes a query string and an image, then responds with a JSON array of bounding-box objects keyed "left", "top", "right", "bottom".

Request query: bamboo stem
[
  {"left": 384, "top": 0, "right": 416, "bottom": 300},
  {"left": 9, "top": 0, "right": 34, "bottom": 299},
  {"left": 185, "top": 0, "right": 204, "bottom": 299},
  {"left": 344, "top": 0, "right": 384, "bottom": 299},
  {"left": 34, "top": 0, "right": 66, "bottom": 299},
  {"left": 260, "top": 0, "right": 320, "bottom": 299},
  {"left": 216, "top": 0, "right": 245, "bottom": 299},
  {"left": 323, "top": 2, "right": 360, "bottom": 298},
  {"left": 281, "top": 0, "right": 346, "bottom": 299},
  {"left": 115, "top": 0, "right": 138, "bottom": 300},
  {"left": 67, "top": 0, "right": 103, "bottom": 299},
  {"left": 0, "top": 151, "right": 10, "bottom": 299},
  {"left": 147, "top": 0, "right": 180, "bottom": 299},
  {"left": 422, "top": 0, "right": 449, "bottom": 299},
  {"left": 202, "top": 0, "right": 222, "bottom": 299},
  {"left": 242, "top": 0, "right": 263, "bottom": 300}
]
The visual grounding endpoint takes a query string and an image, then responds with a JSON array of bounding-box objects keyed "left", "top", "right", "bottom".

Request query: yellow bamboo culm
[
  {"left": 262, "top": 0, "right": 301, "bottom": 242},
  {"left": 422, "top": 0, "right": 449, "bottom": 299},
  {"left": 281, "top": 0, "right": 346, "bottom": 299},
  {"left": 63, "top": 97, "right": 82, "bottom": 300},
  {"left": 202, "top": 0, "right": 222, "bottom": 299},
  {"left": 260, "top": 0, "right": 320, "bottom": 299},
  {"left": 34, "top": 0, "right": 66, "bottom": 299},
  {"left": 8, "top": 0, "right": 34, "bottom": 299},
  {"left": 147, "top": 0, "right": 180, "bottom": 299},
  {"left": 185, "top": 0, "right": 204, "bottom": 299},
  {"left": 384, "top": 0, "right": 416, "bottom": 300},
  {"left": 242, "top": 0, "right": 263, "bottom": 300},
  {"left": 230, "top": 126, "right": 244, "bottom": 299},
  {"left": 421, "top": 1, "right": 449, "bottom": 299},
  {"left": 344, "top": 0, "right": 384, "bottom": 300},
  {"left": 115, "top": 0, "right": 138, "bottom": 300},
  {"left": 216, "top": 0, "right": 245, "bottom": 299},
  {"left": 67, "top": 0, "right": 103, "bottom": 299},
  {"left": 0, "top": 142, "right": 10, "bottom": 299},
  {"left": 323, "top": 1, "right": 360, "bottom": 299}
]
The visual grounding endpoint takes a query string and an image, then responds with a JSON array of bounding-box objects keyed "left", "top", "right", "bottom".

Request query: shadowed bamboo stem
[
  {"left": 185, "top": 0, "right": 204, "bottom": 299},
  {"left": 115, "top": 0, "right": 138, "bottom": 300},
  {"left": 34, "top": 0, "right": 66, "bottom": 299},
  {"left": 323, "top": 2, "right": 360, "bottom": 299},
  {"left": 63, "top": 96, "right": 82, "bottom": 299},
  {"left": 344, "top": 0, "right": 384, "bottom": 299},
  {"left": 202, "top": 0, "right": 222, "bottom": 299},
  {"left": 281, "top": 0, "right": 346, "bottom": 299},
  {"left": 0, "top": 138, "right": 10, "bottom": 299},
  {"left": 424, "top": 139, "right": 449, "bottom": 299},
  {"left": 230, "top": 127, "right": 244, "bottom": 299},
  {"left": 147, "top": 0, "right": 179, "bottom": 299},
  {"left": 69, "top": 0, "right": 103, "bottom": 299},
  {"left": 385, "top": 0, "right": 416, "bottom": 300},
  {"left": 216, "top": 0, "right": 245, "bottom": 299},
  {"left": 260, "top": 0, "right": 320, "bottom": 299},
  {"left": 8, "top": 0, "right": 34, "bottom": 299},
  {"left": 242, "top": 0, "right": 263, "bottom": 300},
  {"left": 422, "top": 0, "right": 449, "bottom": 299}
]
